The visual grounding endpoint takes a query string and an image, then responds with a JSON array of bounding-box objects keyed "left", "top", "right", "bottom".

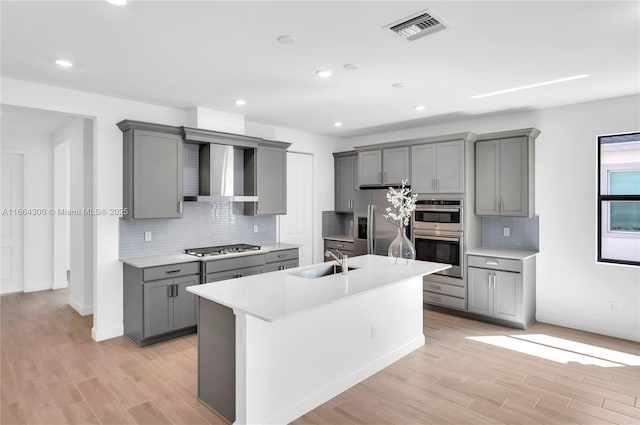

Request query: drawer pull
[
  {"left": 429, "top": 296, "right": 442, "bottom": 302},
  {"left": 429, "top": 284, "right": 442, "bottom": 290},
  {"left": 165, "top": 269, "right": 181, "bottom": 274},
  {"left": 485, "top": 261, "right": 499, "bottom": 266},
  {"left": 336, "top": 244, "right": 344, "bottom": 248}
]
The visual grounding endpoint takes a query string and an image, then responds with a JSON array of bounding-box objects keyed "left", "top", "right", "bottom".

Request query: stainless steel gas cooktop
[{"left": 184, "top": 244, "right": 261, "bottom": 257}]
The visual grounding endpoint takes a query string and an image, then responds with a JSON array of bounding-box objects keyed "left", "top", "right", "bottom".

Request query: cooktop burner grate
[{"left": 184, "top": 244, "right": 261, "bottom": 257}]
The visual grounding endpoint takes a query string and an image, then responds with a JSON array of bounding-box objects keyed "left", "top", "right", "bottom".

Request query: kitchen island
[{"left": 187, "top": 254, "right": 449, "bottom": 425}]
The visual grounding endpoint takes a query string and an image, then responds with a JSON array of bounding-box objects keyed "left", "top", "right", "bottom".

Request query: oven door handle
[
  {"left": 416, "top": 208, "right": 461, "bottom": 213},
  {"left": 414, "top": 235, "right": 460, "bottom": 242}
]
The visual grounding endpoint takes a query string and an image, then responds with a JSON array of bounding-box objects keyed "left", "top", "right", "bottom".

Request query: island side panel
[
  {"left": 239, "top": 276, "right": 424, "bottom": 425},
  {"left": 198, "top": 298, "right": 236, "bottom": 423}
]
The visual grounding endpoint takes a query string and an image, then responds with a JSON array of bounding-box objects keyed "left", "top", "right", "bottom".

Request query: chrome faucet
[{"left": 325, "top": 249, "right": 349, "bottom": 275}]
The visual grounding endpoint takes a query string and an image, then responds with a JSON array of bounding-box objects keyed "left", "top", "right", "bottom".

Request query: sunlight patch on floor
[{"left": 466, "top": 335, "right": 635, "bottom": 368}]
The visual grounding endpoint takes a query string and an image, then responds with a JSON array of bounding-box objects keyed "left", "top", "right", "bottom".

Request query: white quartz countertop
[
  {"left": 121, "top": 243, "right": 299, "bottom": 268},
  {"left": 466, "top": 248, "right": 538, "bottom": 260},
  {"left": 187, "top": 254, "right": 450, "bottom": 322}
]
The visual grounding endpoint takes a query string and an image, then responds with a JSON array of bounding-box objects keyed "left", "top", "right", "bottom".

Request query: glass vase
[{"left": 388, "top": 225, "right": 416, "bottom": 265}]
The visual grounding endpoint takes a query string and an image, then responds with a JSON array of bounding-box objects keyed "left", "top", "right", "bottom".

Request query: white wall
[
  {"left": 245, "top": 122, "right": 343, "bottom": 263},
  {"left": 0, "top": 129, "right": 54, "bottom": 292},
  {"left": 344, "top": 95, "right": 640, "bottom": 342},
  {"left": 53, "top": 139, "right": 70, "bottom": 288},
  {"left": 2, "top": 77, "right": 189, "bottom": 341}
]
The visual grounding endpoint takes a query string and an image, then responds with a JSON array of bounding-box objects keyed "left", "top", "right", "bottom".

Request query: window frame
[{"left": 597, "top": 132, "right": 640, "bottom": 266}]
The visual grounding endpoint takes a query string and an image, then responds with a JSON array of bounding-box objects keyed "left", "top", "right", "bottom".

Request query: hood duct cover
[{"left": 190, "top": 144, "right": 258, "bottom": 202}]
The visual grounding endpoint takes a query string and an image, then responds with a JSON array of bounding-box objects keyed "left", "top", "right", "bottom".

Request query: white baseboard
[
  {"left": 68, "top": 296, "right": 93, "bottom": 316},
  {"left": 267, "top": 335, "right": 425, "bottom": 425},
  {"left": 53, "top": 280, "right": 68, "bottom": 289},
  {"left": 92, "top": 325, "right": 124, "bottom": 342},
  {"left": 24, "top": 283, "right": 53, "bottom": 293}
]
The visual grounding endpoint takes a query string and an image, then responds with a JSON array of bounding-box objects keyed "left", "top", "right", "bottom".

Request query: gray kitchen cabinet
[
  {"left": 467, "top": 253, "right": 536, "bottom": 329},
  {"left": 411, "top": 140, "right": 464, "bottom": 194},
  {"left": 475, "top": 128, "right": 539, "bottom": 217},
  {"left": 118, "top": 120, "right": 184, "bottom": 219},
  {"left": 358, "top": 147, "right": 409, "bottom": 187},
  {"left": 324, "top": 238, "right": 356, "bottom": 260},
  {"left": 203, "top": 254, "right": 266, "bottom": 283},
  {"left": 264, "top": 248, "right": 299, "bottom": 272},
  {"left": 245, "top": 142, "right": 290, "bottom": 215},
  {"left": 334, "top": 152, "right": 358, "bottom": 212},
  {"left": 124, "top": 261, "right": 200, "bottom": 346}
]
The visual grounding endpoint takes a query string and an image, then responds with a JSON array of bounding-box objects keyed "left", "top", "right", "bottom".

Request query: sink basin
[{"left": 292, "top": 264, "right": 359, "bottom": 279}]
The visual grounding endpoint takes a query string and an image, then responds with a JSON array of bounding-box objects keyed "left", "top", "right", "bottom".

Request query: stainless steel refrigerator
[{"left": 353, "top": 189, "right": 404, "bottom": 256}]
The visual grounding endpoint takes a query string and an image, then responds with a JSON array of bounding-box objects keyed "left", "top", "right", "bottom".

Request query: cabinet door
[
  {"left": 172, "top": 275, "right": 198, "bottom": 330},
  {"left": 436, "top": 140, "right": 464, "bottom": 193},
  {"left": 143, "top": 279, "right": 174, "bottom": 337},
  {"left": 411, "top": 144, "right": 436, "bottom": 194},
  {"left": 335, "top": 156, "right": 355, "bottom": 212},
  {"left": 493, "top": 270, "right": 522, "bottom": 322},
  {"left": 358, "top": 151, "right": 382, "bottom": 186},
  {"left": 256, "top": 146, "right": 287, "bottom": 215},
  {"left": 475, "top": 140, "right": 500, "bottom": 215},
  {"left": 383, "top": 147, "right": 410, "bottom": 185},
  {"left": 468, "top": 267, "right": 492, "bottom": 316},
  {"left": 132, "top": 130, "right": 182, "bottom": 219},
  {"left": 499, "top": 137, "right": 528, "bottom": 217}
]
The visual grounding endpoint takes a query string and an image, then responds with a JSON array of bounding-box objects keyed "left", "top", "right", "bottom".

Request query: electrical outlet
[
  {"left": 144, "top": 231, "right": 152, "bottom": 242},
  {"left": 253, "top": 224, "right": 259, "bottom": 233},
  {"left": 608, "top": 300, "right": 617, "bottom": 311},
  {"left": 503, "top": 227, "right": 510, "bottom": 237}
]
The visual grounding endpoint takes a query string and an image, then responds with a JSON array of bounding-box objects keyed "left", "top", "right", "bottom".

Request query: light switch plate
[
  {"left": 253, "top": 225, "right": 259, "bottom": 233},
  {"left": 144, "top": 231, "right": 152, "bottom": 242},
  {"left": 503, "top": 227, "right": 510, "bottom": 237}
]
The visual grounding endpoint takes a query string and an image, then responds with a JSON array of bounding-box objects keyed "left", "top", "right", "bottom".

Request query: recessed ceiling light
[
  {"left": 234, "top": 99, "right": 246, "bottom": 106},
  {"left": 277, "top": 35, "right": 297, "bottom": 45},
  {"left": 414, "top": 105, "right": 426, "bottom": 111},
  {"left": 392, "top": 82, "right": 406, "bottom": 89},
  {"left": 106, "top": 0, "right": 127, "bottom": 5},
  {"left": 334, "top": 122, "right": 343, "bottom": 127},
  {"left": 470, "top": 74, "right": 592, "bottom": 99},
  {"left": 55, "top": 59, "right": 73, "bottom": 68},
  {"left": 343, "top": 63, "right": 360, "bottom": 71},
  {"left": 315, "top": 69, "right": 332, "bottom": 79}
]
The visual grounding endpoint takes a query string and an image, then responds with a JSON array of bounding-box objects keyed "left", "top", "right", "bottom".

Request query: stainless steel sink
[{"left": 292, "top": 264, "right": 359, "bottom": 279}]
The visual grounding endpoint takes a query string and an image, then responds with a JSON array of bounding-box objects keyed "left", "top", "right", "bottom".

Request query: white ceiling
[{"left": 1, "top": 1, "right": 638, "bottom": 138}]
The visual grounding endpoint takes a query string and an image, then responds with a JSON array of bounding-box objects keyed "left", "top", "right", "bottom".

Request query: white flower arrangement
[{"left": 383, "top": 179, "right": 417, "bottom": 228}]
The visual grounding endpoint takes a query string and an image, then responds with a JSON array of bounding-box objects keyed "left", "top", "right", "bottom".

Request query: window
[{"left": 598, "top": 132, "right": 640, "bottom": 266}]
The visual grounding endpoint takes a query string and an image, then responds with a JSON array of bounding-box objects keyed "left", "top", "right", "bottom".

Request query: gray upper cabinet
[
  {"left": 411, "top": 140, "right": 464, "bottom": 194},
  {"left": 358, "top": 147, "right": 409, "bottom": 187},
  {"left": 245, "top": 142, "right": 290, "bottom": 215},
  {"left": 119, "top": 121, "right": 183, "bottom": 219},
  {"left": 334, "top": 152, "right": 358, "bottom": 212},
  {"left": 475, "top": 128, "right": 539, "bottom": 217}
]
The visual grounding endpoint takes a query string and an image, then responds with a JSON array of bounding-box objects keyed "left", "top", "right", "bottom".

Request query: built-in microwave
[{"left": 413, "top": 199, "right": 463, "bottom": 233}]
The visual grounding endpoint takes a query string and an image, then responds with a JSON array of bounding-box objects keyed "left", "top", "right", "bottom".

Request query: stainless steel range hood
[{"left": 184, "top": 144, "right": 258, "bottom": 202}]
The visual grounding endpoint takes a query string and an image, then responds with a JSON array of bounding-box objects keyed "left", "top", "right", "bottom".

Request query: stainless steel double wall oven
[{"left": 412, "top": 199, "right": 464, "bottom": 278}]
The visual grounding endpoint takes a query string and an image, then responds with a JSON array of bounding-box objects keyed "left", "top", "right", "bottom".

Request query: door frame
[{"left": 1, "top": 149, "right": 29, "bottom": 294}]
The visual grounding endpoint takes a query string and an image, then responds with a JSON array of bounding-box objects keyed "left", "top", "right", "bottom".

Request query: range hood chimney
[{"left": 186, "top": 144, "right": 258, "bottom": 202}]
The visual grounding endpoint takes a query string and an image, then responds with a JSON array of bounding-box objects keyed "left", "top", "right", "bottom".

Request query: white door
[
  {"left": 279, "top": 152, "right": 313, "bottom": 266},
  {"left": 1, "top": 153, "right": 25, "bottom": 294}
]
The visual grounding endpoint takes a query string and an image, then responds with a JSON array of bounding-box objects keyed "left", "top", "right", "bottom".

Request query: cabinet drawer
[
  {"left": 467, "top": 255, "right": 521, "bottom": 273},
  {"left": 266, "top": 249, "right": 298, "bottom": 263},
  {"left": 325, "top": 239, "right": 355, "bottom": 251},
  {"left": 423, "top": 281, "right": 466, "bottom": 298},
  {"left": 204, "top": 254, "right": 265, "bottom": 274},
  {"left": 423, "top": 292, "right": 467, "bottom": 310},
  {"left": 264, "top": 259, "right": 299, "bottom": 273},
  {"left": 143, "top": 262, "right": 200, "bottom": 281},
  {"left": 205, "top": 265, "right": 264, "bottom": 283}
]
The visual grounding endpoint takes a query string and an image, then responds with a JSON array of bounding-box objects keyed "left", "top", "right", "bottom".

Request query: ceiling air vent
[{"left": 386, "top": 10, "right": 446, "bottom": 41}]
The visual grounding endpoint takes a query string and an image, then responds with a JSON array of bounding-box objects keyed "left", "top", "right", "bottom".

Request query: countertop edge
[{"left": 466, "top": 248, "right": 539, "bottom": 260}]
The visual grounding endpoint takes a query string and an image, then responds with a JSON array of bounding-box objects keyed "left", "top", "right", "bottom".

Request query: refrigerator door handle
[{"left": 368, "top": 204, "right": 375, "bottom": 254}]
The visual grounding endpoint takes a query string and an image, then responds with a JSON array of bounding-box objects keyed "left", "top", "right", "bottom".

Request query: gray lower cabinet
[
  {"left": 119, "top": 121, "right": 184, "bottom": 219},
  {"left": 467, "top": 254, "right": 536, "bottom": 329},
  {"left": 264, "top": 248, "right": 299, "bottom": 272},
  {"left": 245, "top": 143, "right": 288, "bottom": 215},
  {"left": 475, "top": 128, "right": 539, "bottom": 217},
  {"left": 124, "top": 262, "right": 200, "bottom": 346},
  {"left": 324, "top": 238, "right": 356, "bottom": 260},
  {"left": 203, "top": 254, "right": 266, "bottom": 283}
]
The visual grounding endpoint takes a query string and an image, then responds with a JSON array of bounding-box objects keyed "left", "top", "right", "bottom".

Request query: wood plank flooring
[{"left": 1, "top": 288, "right": 638, "bottom": 424}]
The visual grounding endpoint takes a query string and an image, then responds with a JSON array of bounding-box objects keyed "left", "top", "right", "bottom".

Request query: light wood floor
[{"left": 1, "top": 289, "right": 638, "bottom": 425}]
